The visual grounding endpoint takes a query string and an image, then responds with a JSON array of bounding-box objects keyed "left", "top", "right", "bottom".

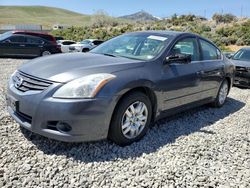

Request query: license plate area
[{"left": 7, "top": 96, "right": 19, "bottom": 112}]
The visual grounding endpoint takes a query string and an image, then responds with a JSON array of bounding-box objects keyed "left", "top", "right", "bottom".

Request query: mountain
[
  {"left": 0, "top": 6, "right": 92, "bottom": 29},
  {"left": 119, "top": 11, "right": 161, "bottom": 21}
]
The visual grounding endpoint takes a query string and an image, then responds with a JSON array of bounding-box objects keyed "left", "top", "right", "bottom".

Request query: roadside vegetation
[{"left": 51, "top": 13, "right": 250, "bottom": 51}]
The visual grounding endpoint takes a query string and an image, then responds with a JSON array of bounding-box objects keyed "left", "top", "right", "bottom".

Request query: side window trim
[
  {"left": 198, "top": 38, "right": 223, "bottom": 61},
  {"left": 169, "top": 36, "right": 201, "bottom": 62}
]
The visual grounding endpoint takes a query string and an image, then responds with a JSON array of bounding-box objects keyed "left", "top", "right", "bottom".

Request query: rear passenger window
[
  {"left": 26, "top": 37, "right": 44, "bottom": 44},
  {"left": 170, "top": 38, "right": 199, "bottom": 61},
  {"left": 200, "top": 39, "right": 221, "bottom": 60}
]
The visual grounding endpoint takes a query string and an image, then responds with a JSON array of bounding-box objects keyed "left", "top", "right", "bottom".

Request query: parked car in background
[
  {"left": 11, "top": 30, "right": 57, "bottom": 44},
  {"left": 230, "top": 48, "right": 250, "bottom": 88},
  {"left": 0, "top": 32, "right": 61, "bottom": 57},
  {"left": 7, "top": 31, "right": 234, "bottom": 146},
  {"left": 55, "top": 36, "right": 64, "bottom": 41},
  {"left": 57, "top": 40, "right": 76, "bottom": 53},
  {"left": 69, "top": 39, "right": 104, "bottom": 52}
]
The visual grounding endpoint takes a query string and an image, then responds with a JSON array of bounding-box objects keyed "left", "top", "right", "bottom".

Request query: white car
[
  {"left": 57, "top": 40, "right": 76, "bottom": 53},
  {"left": 69, "top": 39, "right": 104, "bottom": 53}
]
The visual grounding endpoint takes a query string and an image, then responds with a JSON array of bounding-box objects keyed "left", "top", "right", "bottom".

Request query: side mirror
[
  {"left": 227, "top": 54, "right": 234, "bottom": 59},
  {"left": 165, "top": 54, "right": 192, "bottom": 64}
]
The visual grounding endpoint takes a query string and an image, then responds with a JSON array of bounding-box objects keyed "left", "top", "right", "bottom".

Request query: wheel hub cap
[
  {"left": 121, "top": 101, "right": 148, "bottom": 139},
  {"left": 219, "top": 82, "right": 228, "bottom": 104}
]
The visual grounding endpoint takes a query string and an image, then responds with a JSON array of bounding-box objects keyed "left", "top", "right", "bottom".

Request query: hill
[
  {"left": 119, "top": 11, "right": 160, "bottom": 21},
  {"left": 0, "top": 6, "right": 92, "bottom": 29}
]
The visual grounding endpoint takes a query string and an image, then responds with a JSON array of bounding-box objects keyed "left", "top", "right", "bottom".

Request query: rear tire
[
  {"left": 211, "top": 79, "right": 229, "bottom": 108},
  {"left": 41, "top": 51, "right": 51, "bottom": 56},
  {"left": 108, "top": 92, "right": 152, "bottom": 146}
]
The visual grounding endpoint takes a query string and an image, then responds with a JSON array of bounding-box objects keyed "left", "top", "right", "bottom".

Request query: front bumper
[
  {"left": 7, "top": 81, "right": 117, "bottom": 142},
  {"left": 234, "top": 71, "right": 250, "bottom": 88}
]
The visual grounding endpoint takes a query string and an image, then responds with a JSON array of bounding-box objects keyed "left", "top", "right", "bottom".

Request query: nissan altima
[{"left": 7, "top": 31, "right": 235, "bottom": 146}]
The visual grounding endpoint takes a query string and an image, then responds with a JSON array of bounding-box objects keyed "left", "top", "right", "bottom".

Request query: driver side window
[{"left": 170, "top": 38, "right": 199, "bottom": 61}]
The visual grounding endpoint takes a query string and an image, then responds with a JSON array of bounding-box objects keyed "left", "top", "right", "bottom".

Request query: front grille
[{"left": 13, "top": 72, "right": 53, "bottom": 92}]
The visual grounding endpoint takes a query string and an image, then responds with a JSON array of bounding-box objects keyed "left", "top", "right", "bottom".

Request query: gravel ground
[{"left": 0, "top": 58, "right": 249, "bottom": 188}]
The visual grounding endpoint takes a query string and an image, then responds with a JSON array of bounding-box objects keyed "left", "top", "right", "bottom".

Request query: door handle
[{"left": 19, "top": 44, "right": 26, "bottom": 47}]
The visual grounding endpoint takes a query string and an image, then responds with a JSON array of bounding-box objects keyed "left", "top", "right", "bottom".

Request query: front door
[
  {"left": 161, "top": 37, "right": 204, "bottom": 110},
  {"left": 0, "top": 36, "right": 25, "bottom": 56}
]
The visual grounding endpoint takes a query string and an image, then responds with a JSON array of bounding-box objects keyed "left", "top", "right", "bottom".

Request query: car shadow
[{"left": 20, "top": 97, "right": 245, "bottom": 163}]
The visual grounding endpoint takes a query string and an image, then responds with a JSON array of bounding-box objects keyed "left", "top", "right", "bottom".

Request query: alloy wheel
[
  {"left": 42, "top": 51, "right": 51, "bottom": 56},
  {"left": 218, "top": 81, "right": 228, "bottom": 105},
  {"left": 121, "top": 101, "right": 148, "bottom": 139}
]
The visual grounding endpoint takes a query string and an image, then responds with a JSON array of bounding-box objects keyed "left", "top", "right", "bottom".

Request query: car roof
[
  {"left": 12, "top": 30, "right": 52, "bottom": 36},
  {"left": 128, "top": 30, "right": 195, "bottom": 37},
  {"left": 82, "top": 39, "right": 98, "bottom": 42},
  {"left": 57, "top": 40, "right": 75, "bottom": 42}
]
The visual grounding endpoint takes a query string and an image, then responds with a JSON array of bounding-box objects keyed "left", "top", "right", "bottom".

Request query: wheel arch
[{"left": 110, "top": 86, "right": 157, "bottom": 127}]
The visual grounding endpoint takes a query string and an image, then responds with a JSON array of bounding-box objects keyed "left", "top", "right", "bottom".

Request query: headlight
[{"left": 53, "top": 73, "right": 116, "bottom": 99}]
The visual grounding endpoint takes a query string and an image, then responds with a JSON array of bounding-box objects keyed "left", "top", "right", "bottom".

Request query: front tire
[
  {"left": 109, "top": 92, "right": 152, "bottom": 146},
  {"left": 211, "top": 80, "right": 229, "bottom": 108}
]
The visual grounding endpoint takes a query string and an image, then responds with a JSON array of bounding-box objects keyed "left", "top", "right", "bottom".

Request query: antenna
[{"left": 204, "top": 9, "right": 207, "bottom": 18}]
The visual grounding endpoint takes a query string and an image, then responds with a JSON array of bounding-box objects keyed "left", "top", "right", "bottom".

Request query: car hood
[
  {"left": 19, "top": 53, "right": 143, "bottom": 83},
  {"left": 231, "top": 60, "right": 250, "bottom": 68}
]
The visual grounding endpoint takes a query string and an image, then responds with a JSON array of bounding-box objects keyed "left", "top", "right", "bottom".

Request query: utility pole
[
  {"left": 240, "top": 6, "right": 243, "bottom": 18},
  {"left": 204, "top": 9, "right": 207, "bottom": 19}
]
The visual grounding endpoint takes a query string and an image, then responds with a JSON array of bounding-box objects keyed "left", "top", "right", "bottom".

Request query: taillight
[{"left": 56, "top": 45, "right": 62, "bottom": 52}]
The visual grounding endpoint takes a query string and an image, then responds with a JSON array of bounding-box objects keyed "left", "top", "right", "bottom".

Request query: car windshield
[
  {"left": 0, "top": 32, "right": 12, "bottom": 41},
  {"left": 91, "top": 34, "right": 171, "bottom": 60},
  {"left": 80, "top": 40, "right": 91, "bottom": 44},
  {"left": 232, "top": 49, "right": 250, "bottom": 62}
]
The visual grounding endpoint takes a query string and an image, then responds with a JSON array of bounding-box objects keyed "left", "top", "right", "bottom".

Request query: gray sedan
[{"left": 7, "top": 31, "right": 235, "bottom": 146}]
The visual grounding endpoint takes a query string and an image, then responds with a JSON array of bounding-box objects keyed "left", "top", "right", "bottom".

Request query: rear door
[
  {"left": 24, "top": 36, "right": 44, "bottom": 56},
  {"left": 198, "top": 39, "right": 225, "bottom": 98},
  {"left": 161, "top": 37, "right": 204, "bottom": 110}
]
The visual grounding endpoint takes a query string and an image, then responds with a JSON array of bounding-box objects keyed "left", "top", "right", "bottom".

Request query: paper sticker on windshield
[{"left": 147, "top": 35, "right": 168, "bottom": 41}]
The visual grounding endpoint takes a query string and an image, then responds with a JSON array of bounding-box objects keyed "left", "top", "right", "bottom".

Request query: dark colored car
[
  {"left": 7, "top": 31, "right": 235, "bottom": 146},
  {"left": 230, "top": 48, "right": 250, "bottom": 88},
  {"left": 0, "top": 32, "right": 61, "bottom": 57},
  {"left": 12, "top": 30, "right": 57, "bottom": 44}
]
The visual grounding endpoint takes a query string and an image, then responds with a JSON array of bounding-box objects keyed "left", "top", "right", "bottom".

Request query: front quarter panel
[{"left": 97, "top": 61, "right": 163, "bottom": 117}]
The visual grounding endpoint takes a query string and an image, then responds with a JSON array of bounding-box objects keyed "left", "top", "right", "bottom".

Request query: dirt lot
[{"left": 0, "top": 58, "right": 249, "bottom": 188}]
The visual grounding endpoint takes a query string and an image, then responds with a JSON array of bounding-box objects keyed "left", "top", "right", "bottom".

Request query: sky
[{"left": 0, "top": 0, "right": 249, "bottom": 18}]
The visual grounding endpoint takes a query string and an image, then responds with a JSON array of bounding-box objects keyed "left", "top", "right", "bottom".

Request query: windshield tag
[{"left": 147, "top": 35, "right": 168, "bottom": 41}]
